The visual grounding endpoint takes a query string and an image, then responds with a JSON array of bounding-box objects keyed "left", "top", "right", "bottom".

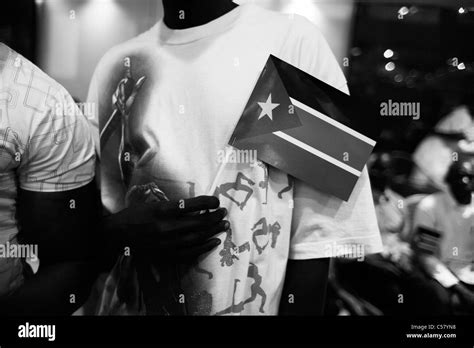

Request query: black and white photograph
[{"left": 0, "top": 0, "right": 473, "bottom": 345}]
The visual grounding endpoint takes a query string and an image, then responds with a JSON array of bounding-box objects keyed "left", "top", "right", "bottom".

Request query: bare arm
[
  {"left": 279, "top": 258, "right": 330, "bottom": 315},
  {"left": 0, "top": 180, "right": 101, "bottom": 315}
]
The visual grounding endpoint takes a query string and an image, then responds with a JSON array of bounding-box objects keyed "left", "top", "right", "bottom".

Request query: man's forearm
[
  {"left": 279, "top": 258, "right": 330, "bottom": 315},
  {"left": 1, "top": 180, "right": 104, "bottom": 315},
  {"left": 0, "top": 261, "right": 98, "bottom": 315}
]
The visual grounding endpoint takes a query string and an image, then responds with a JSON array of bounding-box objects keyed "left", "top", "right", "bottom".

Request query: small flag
[{"left": 230, "top": 55, "right": 377, "bottom": 201}]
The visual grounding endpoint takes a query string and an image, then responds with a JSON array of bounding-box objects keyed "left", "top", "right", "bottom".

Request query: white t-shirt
[
  {"left": 88, "top": 3, "right": 382, "bottom": 315},
  {"left": 0, "top": 43, "right": 95, "bottom": 296},
  {"left": 413, "top": 191, "right": 474, "bottom": 285}
]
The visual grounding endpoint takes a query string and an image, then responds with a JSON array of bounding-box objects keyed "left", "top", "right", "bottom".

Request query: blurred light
[
  {"left": 351, "top": 47, "right": 362, "bottom": 56},
  {"left": 394, "top": 74, "right": 403, "bottom": 83},
  {"left": 458, "top": 62, "right": 466, "bottom": 70},
  {"left": 281, "top": 0, "right": 324, "bottom": 27},
  {"left": 409, "top": 6, "right": 419, "bottom": 14},
  {"left": 398, "top": 6, "right": 409, "bottom": 16},
  {"left": 408, "top": 69, "right": 418, "bottom": 77},
  {"left": 82, "top": 0, "right": 124, "bottom": 37},
  {"left": 35, "top": 0, "right": 44, "bottom": 4},
  {"left": 383, "top": 49, "right": 394, "bottom": 59},
  {"left": 385, "top": 62, "right": 396, "bottom": 72},
  {"left": 458, "top": 7, "right": 466, "bottom": 14}
]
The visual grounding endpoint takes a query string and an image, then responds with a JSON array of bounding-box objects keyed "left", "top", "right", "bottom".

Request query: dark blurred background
[{"left": 1, "top": 0, "right": 36, "bottom": 59}]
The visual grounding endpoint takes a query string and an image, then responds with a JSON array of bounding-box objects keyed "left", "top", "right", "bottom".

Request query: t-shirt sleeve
[
  {"left": 287, "top": 17, "right": 382, "bottom": 260},
  {"left": 18, "top": 87, "right": 95, "bottom": 192}
]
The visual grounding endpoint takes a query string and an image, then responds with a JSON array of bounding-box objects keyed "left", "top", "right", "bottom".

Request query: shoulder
[
  {"left": 248, "top": 4, "right": 326, "bottom": 43},
  {"left": 247, "top": 4, "right": 321, "bottom": 30},
  {"left": 1, "top": 43, "right": 58, "bottom": 90},
  {"left": 0, "top": 44, "right": 81, "bottom": 143},
  {"left": 0, "top": 45, "right": 95, "bottom": 190},
  {"left": 248, "top": 6, "right": 346, "bottom": 89},
  {"left": 0, "top": 43, "right": 76, "bottom": 113}
]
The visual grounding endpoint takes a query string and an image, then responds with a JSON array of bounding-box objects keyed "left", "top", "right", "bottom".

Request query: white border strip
[
  {"left": 290, "top": 97, "right": 376, "bottom": 147},
  {"left": 273, "top": 131, "right": 361, "bottom": 177}
]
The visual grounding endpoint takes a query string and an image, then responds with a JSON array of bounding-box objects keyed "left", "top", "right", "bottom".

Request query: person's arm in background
[
  {"left": 412, "top": 203, "right": 474, "bottom": 310},
  {"left": 279, "top": 17, "right": 383, "bottom": 315},
  {"left": 411, "top": 200, "right": 459, "bottom": 287},
  {"left": 1, "top": 181, "right": 102, "bottom": 315},
  {"left": 279, "top": 257, "right": 330, "bottom": 315},
  {"left": 0, "top": 84, "right": 100, "bottom": 315}
]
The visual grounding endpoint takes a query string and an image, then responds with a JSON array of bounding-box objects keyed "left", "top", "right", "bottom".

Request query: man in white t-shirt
[
  {"left": 0, "top": 43, "right": 99, "bottom": 314},
  {"left": 88, "top": 0, "right": 383, "bottom": 315}
]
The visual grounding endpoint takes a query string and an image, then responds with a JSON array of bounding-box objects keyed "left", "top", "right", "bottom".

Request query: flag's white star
[{"left": 258, "top": 94, "right": 280, "bottom": 121}]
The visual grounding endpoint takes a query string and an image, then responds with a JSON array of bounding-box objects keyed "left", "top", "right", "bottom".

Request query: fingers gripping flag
[{"left": 230, "top": 55, "right": 377, "bottom": 201}]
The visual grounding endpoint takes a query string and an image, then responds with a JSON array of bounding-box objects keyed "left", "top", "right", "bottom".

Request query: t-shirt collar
[{"left": 157, "top": 3, "right": 250, "bottom": 45}]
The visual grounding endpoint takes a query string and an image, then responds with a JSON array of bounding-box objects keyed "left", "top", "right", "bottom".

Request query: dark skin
[
  {"left": 0, "top": 181, "right": 101, "bottom": 315},
  {"left": 162, "top": 0, "right": 330, "bottom": 315},
  {"left": 0, "top": 179, "right": 228, "bottom": 315},
  {"left": 163, "top": 0, "right": 239, "bottom": 29}
]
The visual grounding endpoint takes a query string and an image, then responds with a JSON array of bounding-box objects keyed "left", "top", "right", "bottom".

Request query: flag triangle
[{"left": 230, "top": 57, "right": 301, "bottom": 144}]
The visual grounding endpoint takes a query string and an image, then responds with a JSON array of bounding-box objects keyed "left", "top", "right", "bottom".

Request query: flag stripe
[
  {"left": 284, "top": 104, "right": 374, "bottom": 171},
  {"left": 273, "top": 131, "right": 361, "bottom": 177},
  {"left": 290, "top": 98, "right": 376, "bottom": 146},
  {"left": 233, "top": 133, "right": 358, "bottom": 201}
]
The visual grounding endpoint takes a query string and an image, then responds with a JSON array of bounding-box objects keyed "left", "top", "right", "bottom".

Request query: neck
[{"left": 162, "top": 0, "right": 238, "bottom": 29}]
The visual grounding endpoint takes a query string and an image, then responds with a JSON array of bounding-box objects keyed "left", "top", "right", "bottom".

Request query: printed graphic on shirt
[
  {"left": 251, "top": 217, "right": 281, "bottom": 255},
  {"left": 213, "top": 172, "right": 256, "bottom": 211},
  {"left": 278, "top": 176, "right": 294, "bottom": 199},
  {"left": 219, "top": 228, "right": 251, "bottom": 267},
  {"left": 96, "top": 53, "right": 294, "bottom": 316},
  {"left": 100, "top": 57, "right": 146, "bottom": 186},
  {"left": 215, "top": 263, "right": 267, "bottom": 315},
  {"left": 256, "top": 161, "right": 269, "bottom": 204}
]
